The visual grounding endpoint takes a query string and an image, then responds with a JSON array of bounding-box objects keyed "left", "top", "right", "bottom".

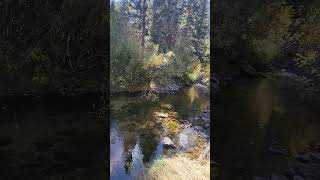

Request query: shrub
[{"left": 251, "top": 38, "right": 280, "bottom": 62}]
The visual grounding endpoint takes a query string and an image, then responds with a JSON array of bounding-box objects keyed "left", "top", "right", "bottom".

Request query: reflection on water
[
  {"left": 250, "top": 79, "right": 284, "bottom": 128},
  {"left": 110, "top": 122, "right": 128, "bottom": 179},
  {"left": 215, "top": 79, "right": 320, "bottom": 179},
  {"left": 187, "top": 86, "right": 199, "bottom": 104},
  {"left": 0, "top": 95, "right": 106, "bottom": 180},
  {"left": 110, "top": 86, "right": 209, "bottom": 179}
]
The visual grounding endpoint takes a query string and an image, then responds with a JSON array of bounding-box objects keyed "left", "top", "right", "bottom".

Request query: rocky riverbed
[
  {"left": 155, "top": 107, "right": 210, "bottom": 160},
  {"left": 267, "top": 69, "right": 320, "bottom": 100},
  {"left": 111, "top": 85, "right": 210, "bottom": 179},
  {"left": 254, "top": 142, "right": 320, "bottom": 180}
]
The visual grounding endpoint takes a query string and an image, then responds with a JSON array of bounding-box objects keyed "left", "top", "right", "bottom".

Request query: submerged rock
[
  {"left": 293, "top": 152, "right": 320, "bottom": 163},
  {"left": 163, "top": 137, "right": 176, "bottom": 148},
  {"left": 296, "top": 163, "right": 320, "bottom": 179},
  {"left": 294, "top": 153, "right": 312, "bottom": 163},
  {"left": 253, "top": 177, "right": 269, "bottom": 180},
  {"left": 194, "top": 126, "right": 203, "bottom": 131},
  {"left": 310, "top": 152, "right": 320, "bottom": 162},
  {"left": 268, "top": 146, "right": 288, "bottom": 156},
  {"left": 179, "top": 128, "right": 198, "bottom": 150},
  {"left": 195, "top": 83, "right": 209, "bottom": 92},
  {"left": 198, "top": 132, "right": 209, "bottom": 139},
  {"left": 293, "top": 175, "right": 304, "bottom": 180},
  {"left": 154, "top": 112, "right": 169, "bottom": 118},
  {"left": 271, "top": 173, "right": 289, "bottom": 180},
  {"left": 202, "top": 109, "right": 209, "bottom": 113},
  {"left": 284, "top": 168, "right": 296, "bottom": 177}
]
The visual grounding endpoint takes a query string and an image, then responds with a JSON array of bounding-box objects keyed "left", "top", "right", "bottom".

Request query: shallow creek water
[
  {"left": 214, "top": 78, "right": 320, "bottom": 180},
  {"left": 110, "top": 86, "right": 210, "bottom": 180}
]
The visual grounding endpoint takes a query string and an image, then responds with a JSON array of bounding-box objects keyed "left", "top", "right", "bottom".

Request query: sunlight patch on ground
[{"left": 138, "top": 155, "right": 210, "bottom": 180}]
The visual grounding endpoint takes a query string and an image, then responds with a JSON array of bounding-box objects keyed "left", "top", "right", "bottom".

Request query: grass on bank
[{"left": 138, "top": 155, "right": 210, "bottom": 180}]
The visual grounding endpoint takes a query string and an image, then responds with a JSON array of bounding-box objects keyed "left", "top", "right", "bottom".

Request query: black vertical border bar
[
  {"left": 105, "top": 0, "right": 111, "bottom": 179},
  {"left": 209, "top": 0, "right": 214, "bottom": 179}
]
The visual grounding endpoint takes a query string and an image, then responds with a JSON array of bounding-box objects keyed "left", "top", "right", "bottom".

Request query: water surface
[
  {"left": 110, "top": 86, "right": 210, "bottom": 179},
  {"left": 214, "top": 79, "right": 320, "bottom": 179}
]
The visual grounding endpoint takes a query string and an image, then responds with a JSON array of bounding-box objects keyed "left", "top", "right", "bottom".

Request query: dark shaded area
[
  {"left": 212, "top": 0, "right": 320, "bottom": 179},
  {"left": 0, "top": 95, "right": 107, "bottom": 180},
  {"left": 212, "top": 0, "right": 320, "bottom": 85},
  {"left": 0, "top": 0, "right": 108, "bottom": 95},
  {"left": 0, "top": 1, "right": 109, "bottom": 179},
  {"left": 214, "top": 79, "right": 320, "bottom": 180}
]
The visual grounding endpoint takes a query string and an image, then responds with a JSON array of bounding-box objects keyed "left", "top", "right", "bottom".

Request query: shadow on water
[
  {"left": 110, "top": 86, "right": 209, "bottom": 180},
  {"left": 0, "top": 95, "right": 107, "bottom": 180},
  {"left": 214, "top": 79, "right": 320, "bottom": 180}
]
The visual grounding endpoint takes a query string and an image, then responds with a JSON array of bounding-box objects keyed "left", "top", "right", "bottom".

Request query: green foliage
[
  {"left": 1, "top": 0, "right": 107, "bottom": 94},
  {"left": 110, "top": 37, "right": 148, "bottom": 89},
  {"left": 294, "top": 51, "right": 320, "bottom": 78},
  {"left": 29, "top": 48, "right": 51, "bottom": 85},
  {"left": 296, "top": 7, "right": 320, "bottom": 51},
  {"left": 140, "top": 91, "right": 159, "bottom": 102},
  {"left": 185, "top": 62, "right": 202, "bottom": 82},
  {"left": 291, "top": 5, "right": 320, "bottom": 82},
  {"left": 150, "top": 0, "right": 182, "bottom": 51},
  {"left": 111, "top": 0, "right": 210, "bottom": 91},
  {"left": 214, "top": 0, "right": 293, "bottom": 62},
  {"left": 251, "top": 38, "right": 279, "bottom": 62},
  {"left": 214, "top": 0, "right": 320, "bottom": 87},
  {"left": 244, "top": 0, "right": 293, "bottom": 63}
]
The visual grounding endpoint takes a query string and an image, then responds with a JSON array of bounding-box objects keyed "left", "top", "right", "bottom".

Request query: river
[
  {"left": 110, "top": 86, "right": 210, "bottom": 179},
  {"left": 214, "top": 78, "right": 320, "bottom": 179},
  {"left": 2, "top": 78, "right": 317, "bottom": 179}
]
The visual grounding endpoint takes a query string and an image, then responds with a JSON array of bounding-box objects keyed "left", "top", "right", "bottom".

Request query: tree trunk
[{"left": 141, "top": 0, "right": 147, "bottom": 48}]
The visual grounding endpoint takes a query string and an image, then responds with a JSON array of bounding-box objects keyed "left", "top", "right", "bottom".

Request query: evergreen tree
[{"left": 150, "top": 0, "right": 182, "bottom": 53}]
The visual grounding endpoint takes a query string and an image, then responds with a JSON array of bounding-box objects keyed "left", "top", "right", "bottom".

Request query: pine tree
[
  {"left": 150, "top": 0, "right": 182, "bottom": 53},
  {"left": 191, "top": 0, "right": 209, "bottom": 63},
  {"left": 128, "top": 0, "right": 148, "bottom": 47}
]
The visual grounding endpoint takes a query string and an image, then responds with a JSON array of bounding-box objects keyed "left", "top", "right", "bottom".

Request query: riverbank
[
  {"left": 0, "top": 73, "right": 106, "bottom": 97},
  {"left": 139, "top": 155, "right": 210, "bottom": 180},
  {"left": 214, "top": 61, "right": 320, "bottom": 100},
  {"left": 111, "top": 76, "right": 209, "bottom": 95},
  {"left": 266, "top": 69, "right": 320, "bottom": 100}
]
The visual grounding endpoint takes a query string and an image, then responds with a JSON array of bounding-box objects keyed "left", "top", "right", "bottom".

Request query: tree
[
  {"left": 128, "top": 0, "right": 148, "bottom": 47},
  {"left": 150, "top": 0, "right": 182, "bottom": 53}
]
